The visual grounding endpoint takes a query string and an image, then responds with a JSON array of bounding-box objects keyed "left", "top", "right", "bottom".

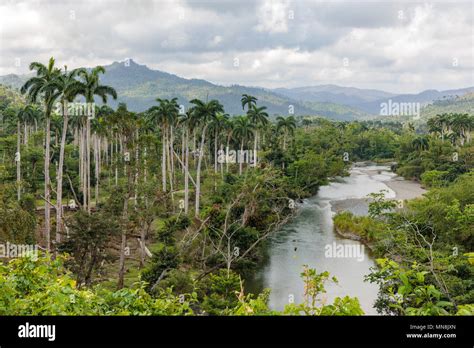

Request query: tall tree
[
  {"left": 232, "top": 116, "right": 254, "bottom": 175},
  {"left": 21, "top": 57, "right": 61, "bottom": 251},
  {"left": 276, "top": 116, "right": 296, "bottom": 151},
  {"left": 276, "top": 116, "right": 296, "bottom": 169},
  {"left": 14, "top": 106, "right": 36, "bottom": 201},
  {"left": 241, "top": 94, "right": 257, "bottom": 112},
  {"left": 247, "top": 105, "right": 269, "bottom": 167},
  {"left": 189, "top": 99, "right": 224, "bottom": 216},
  {"left": 148, "top": 98, "right": 180, "bottom": 193},
  {"left": 50, "top": 66, "right": 84, "bottom": 243},
  {"left": 76, "top": 66, "right": 117, "bottom": 213}
]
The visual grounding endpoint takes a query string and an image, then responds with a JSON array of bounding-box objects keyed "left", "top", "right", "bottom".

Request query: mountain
[
  {"left": 420, "top": 92, "right": 474, "bottom": 119},
  {"left": 0, "top": 74, "right": 28, "bottom": 90},
  {"left": 358, "top": 87, "right": 474, "bottom": 114},
  {"left": 0, "top": 60, "right": 368, "bottom": 120},
  {"left": 273, "top": 84, "right": 474, "bottom": 115},
  {"left": 273, "top": 85, "right": 396, "bottom": 108},
  {"left": 1, "top": 59, "right": 472, "bottom": 120}
]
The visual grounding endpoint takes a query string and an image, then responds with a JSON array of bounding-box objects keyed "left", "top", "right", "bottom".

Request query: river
[{"left": 246, "top": 163, "right": 426, "bottom": 314}]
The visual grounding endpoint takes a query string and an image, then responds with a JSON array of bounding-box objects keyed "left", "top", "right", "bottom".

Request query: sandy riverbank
[
  {"left": 329, "top": 165, "right": 426, "bottom": 215},
  {"left": 385, "top": 178, "right": 426, "bottom": 200}
]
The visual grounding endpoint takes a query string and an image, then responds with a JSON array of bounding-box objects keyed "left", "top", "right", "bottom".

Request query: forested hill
[
  {"left": 0, "top": 60, "right": 369, "bottom": 120},
  {"left": 420, "top": 93, "right": 474, "bottom": 119},
  {"left": 2, "top": 59, "right": 473, "bottom": 120}
]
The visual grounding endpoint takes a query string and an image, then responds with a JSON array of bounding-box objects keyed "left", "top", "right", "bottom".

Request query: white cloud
[
  {"left": 255, "top": 0, "right": 291, "bottom": 34},
  {"left": 0, "top": 0, "right": 472, "bottom": 93}
]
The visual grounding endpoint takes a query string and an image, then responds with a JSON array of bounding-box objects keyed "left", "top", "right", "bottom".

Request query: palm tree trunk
[
  {"left": 170, "top": 125, "right": 175, "bottom": 185},
  {"left": 214, "top": 131, "right": 218, "bottom": 173},
  {"left": 44, "top": 110, "right": 51, "bottom": 251},
  {"left": 239, "top": 141, "right": 243, "bottom": 175},
  {"left": 82, "top": 128, "right": 87, "bottom": 210},
  {"left": 86, "top": 118, "right": 91, "bottom": 213},
  {"left": 162, "top": 128, "right": 167, "bottom": 191},
  {"left": 118, "top": 140, "right": 130, "bottom": 290},
  {"left": 184, "top": 128, "right": 189, "bottom": 214},
  {"left": 16, "top": 120, "right": 21, "bottom": 201},
  {"left": 144, "top": 147, "right": 148, "bottom": 183},
  {"left": 94, "top": 135, "right": 100, "bottom": 207},
  {"left": 24, "top": 123, "right": 28, "bottom": 145},
  {"left": 195, "top": 125, "right": 207, "bottom": 217},
  {"left": 115, "top": 137, "right": 118, "bottom": 186},
  {"left": 226, "top": 136, "right": 231, "bottom": 173},
  {"left": 56, "top": 102, "right": 69, "bottom": 244},
  {"left": 220, "top": 143, "right": 224, "bottom": 179},
  {"left": 78, "top": 127, "right": 83, "bottom": 197},
  {"left": 253, "top": 130, "right": 258, "bottom": 167},
  {"left": 181, "top": 131, "right": 185, "bottom": 173},
  {"left": 167, "top": 128, "right": 174, "bottom": 204},
  {"left": 134, "top": 129, "right": 139, "bottom": 206}
]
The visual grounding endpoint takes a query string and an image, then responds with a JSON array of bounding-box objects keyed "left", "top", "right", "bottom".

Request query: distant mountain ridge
[
  {"left": 274, "top": 85, "right": 474, "bottom": 114},
  {"left": 1, "top": 59, "right": 472, "bottom": 120}
]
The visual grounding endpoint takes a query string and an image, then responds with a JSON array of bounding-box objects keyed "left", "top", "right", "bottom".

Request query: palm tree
[
  {"left": 437, "top": 113, "right": 451, "bottom": 141},
  {"left": 276, "top": 116, "right": 296, "bottom": 151},
  {"left": 451, "top": 113, "right": 473, "bottom": 146},
  {"left": 189, "top": 99, "right": 224, "bottom": 216},
  {"left": 232, "top": 115, "right": 254, "bottom": 175},
  {"left": 209, "top": 112, "right": 229, "bottom": 173},
  {"left": 21, "top": 57, "right": 61, "bottom": 251},
  {"left": 247, "top": 105, "right": 269, "bottom": 167},
  {"left": 412, "top": 136, "right": 429, "bottom": 152},
  {"left": 241, "top": 94, "right": 257, "bottom": 112},
  {"left": 178, "top": 110, "right": 195, "bottom": 214},
  {"left": 91, "top": 106, "right": 114, "bottom": 207},
  {"left": 76, "top": 66, "right": 117, "bottom": 213},
  {"left": 148, "top": 98, "right": 180, "bottom": 193},
  {"left": 15, "top": 106, "right": 36, "bottom": 201},
  {"left": 50, "top": 66, "right": 84, "bottom": 243},
  {"left": 447, "top": 132, "right": 459, "bottom": 146},
  {"left": 276, "top": 116, "right": 296, "bottom": 169},
  {"left": 427, "top": 117, "right": 442, "bottom": 137}
]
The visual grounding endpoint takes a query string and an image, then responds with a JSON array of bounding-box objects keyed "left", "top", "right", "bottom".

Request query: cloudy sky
[{"left": 0, "top": 0, "right": 473, "bottom": 93}]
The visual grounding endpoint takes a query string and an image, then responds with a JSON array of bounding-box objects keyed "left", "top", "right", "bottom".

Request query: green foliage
[
  {"left": 58, "top": 211, "right": 119, "bottom": 286},
  {"left": 367, "top": 190, "right": 397, "bottom": 218},
  {"left": 366, "top": 259, "right": 470, "bottom": 315},
  {"left": 202, "top": 269, "right": 241, "bottom": 315},
  {"left": 333, "top": 211, "right": 382, "bottom": 242},
  {"left": 141, "top": 245, "right": 180, "bottom": 292},
  {"left": 0, "top": 253, "right": 195, "bottom": 315},
  {"left": 0, "top": 184, "right": 36, "bottom": 244},
  {"left": 156, "top": 215, "right": 190, "bottom": 245},
  {"left": 283, "top": 266, "right": 364, "bottom": 316},
  {"left": 421, "top": 170, "right": 450, "bottom": 187}
]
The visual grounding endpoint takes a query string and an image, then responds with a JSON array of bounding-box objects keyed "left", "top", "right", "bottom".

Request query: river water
[{"left": 246, "top": 164, "right": 425, "bottom": 315}]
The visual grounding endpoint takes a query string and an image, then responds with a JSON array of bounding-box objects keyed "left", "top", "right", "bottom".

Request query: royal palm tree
[
  {"left": 276, "top": 116, "right": 296, "bottom": 151},
  {"left": 21, "top": 57, "right": 61, "bottom": 251},
  {"left": 247, "top": 105, "right": 269, "bottom": 167},
  {"left": 451, "top": 113, "right": 473, "bottom": 146},
  {"left": 209, "top": 112, "right": 229, "bottom": 173},
  {"left": 49, "top": 66, "right": 84, "bottom": 242},
  {"left": 241, "top": 94, "right": 257, "bottom": 112},
  {"left": 76, "top": 66, "right": 117, "bottom": 213},
  {"left": 276, "top": 116, "right": 296, "bottom": 169},
  {"left": 14, "top": 105, "right": 36, "bottom": 201},
  {"left": 427, "top": 117, "right": 442, "bottom": 137},
  {"left": 189, "top": 98, "right": 224, "bottom": 216},
  {"left": 148, "top": 98, "right": 180, "bottom": 193},
  {"left": 178, "top": 110, "right": 196, "bottom": 214},
  {"left": 232, "top": 115, "right": 254, "bottom": 175},
  {"left": 437, "top": 113, "right": 451, "bottom": 141},
  {"left": 412, "top": 136, "right": 429, "bottom": 152}
]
